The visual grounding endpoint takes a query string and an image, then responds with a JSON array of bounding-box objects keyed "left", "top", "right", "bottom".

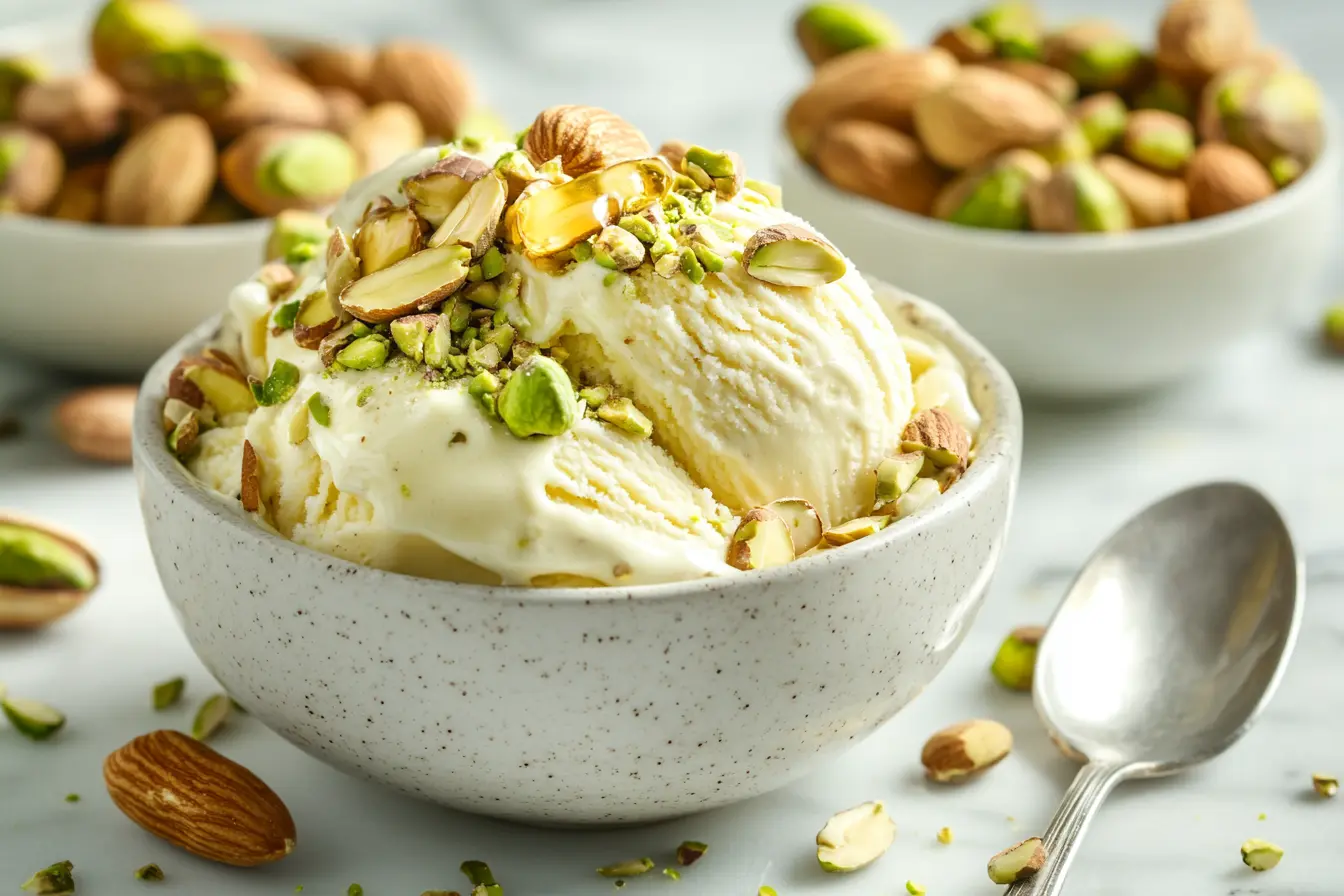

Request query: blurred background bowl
[
  {"left": 0, "top": 17, "right": 271, "bottom": 376},
  {"left": 778, "top": 111, "right": 1341, "bottom": 400}
]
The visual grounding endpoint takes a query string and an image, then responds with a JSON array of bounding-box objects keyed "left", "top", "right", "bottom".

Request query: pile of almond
[
  {"left": 789, "top": 0, "right": 1323, "bottom": 232},
  {"left": 0, "top": 0, "right": 487, "bottom": 227}
]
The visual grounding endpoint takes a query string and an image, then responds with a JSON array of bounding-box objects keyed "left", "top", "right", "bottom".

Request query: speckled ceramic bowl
[{"left": 132, "top": 284, "right": 1022, "bottom": 826}]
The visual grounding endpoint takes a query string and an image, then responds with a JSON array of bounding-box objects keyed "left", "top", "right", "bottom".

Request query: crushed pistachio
[
  {"left": 1313, "top": 773, "right": 1339, "bottom": 798},
  {"left": 676, "top": 841, "right": 708, "bottom": 866},
  {"left": 272, "top": 299, "right": 301, "bottom": 331},
  {"left": 596, "top": 859, "right": 654, "bottom": 878},
  {"left": 307, "top": 393, "right": 331, "bottom": 426},
  {"left": 758, "top": 888, "right": 777, "bottom": 896},
  {"left": 662, "top": 868, "right": 680, "bottom": 880},
  {"left": 1240, "top": 838, "right": 1283, "bottom": 872},
  {"left": 64, "top": 793, "right": 80, "bottom": 803},
  {"left": 21, "top": 861, "right": 74, "bottom": 895},
  {"left": 190, "top": 693, "right": 232, "bottom": 741},
  {"left": 347, "top": 886, "right": 363, "bottom": 896},
  {"left": 906, "top": 882, "right": 925, "bottom": 896},
  {"left": 400, "top": 484, "right": 412, "bottom": 498},
  {"left": 251, "top": 359, "right": 301, "bottom": 407},
  {"left": 460, "top": 860, "right": 502, "bottom": 896},
  {"left": 356, "top": 385, "right": 375, "bottom": 407},
  {"left": 134, "top": 864, "right": 164, "bottom": 882},
  {"left": 2, "top": 695, "right": 66, "bottom": 740},
  {"left": 937, "top": 827, "right": 953, "bottom": 845},
  {"left": 152, "top": 676, "right": 185, "bottom": 711}
]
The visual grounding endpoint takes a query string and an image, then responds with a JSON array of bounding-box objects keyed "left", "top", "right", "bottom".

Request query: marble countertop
[{"left": 3, "top": 0, "right": 1344, "bottom": 893}]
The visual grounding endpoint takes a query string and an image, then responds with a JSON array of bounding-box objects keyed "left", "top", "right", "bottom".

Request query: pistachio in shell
[
  {"left": 932, "top": 148, "right": 1050, "bottom": 231},
  {"left": 1201, "top": 66, "right": 1323, "bottom": 168},
  {"left": 912, "top": 65, "right": 1067, "bottom": 170},
  {"left": 346, "top": 101, "right": 424, "bottom": 177},
  {"left": 1027, "top": 159, "right": 1132, "bottom": 233},
  {"left": 968, "top": 1, "right": 1043, "bottom": 60},
  {"left": 220, "top": 125, "right": 358, "bottom": 217},
  {"left": 16, "top": 72, "right": 124, "bottom": 149},
  {"left": 1156, "top": 0, "right": 1258, "bottom": 87},
  {"left": 1072, "top": 91, "right": 1128, "bottom": 152},
  {"left": 1122, "top": 109, "right": 1195, "bottom": 173},
  {"left": 794, "top": 3, "right": 902, "bottom": 67},
  {"left": 204, "top": 73, "right": 327, "bottom": 141},
  {"left": 983, "top": 58, "right": 1078, "bottom": 105},
  {"left": 813, "top": 120, "right": 944, "bottom": 215},
  {"left": 0, "top": 515, "right": 99, "bottom": 629},
  {"left": 91, "top": 0, "right": 201, "bottom": 80},
  {"left": 1185, "top": 142, "right": 1273, "bottom": 219},
  {"left": 1042, "top": 21, "right": 1144, "bottom": 92},
  {"left": 1095, "top": 154, "right": 1189, "bottom": 228},
  {"left": 0, "top": 56, "right": 46, "bottom": 120},
  {"left": 0, "top": 125, "right": 64, "bottom": 215},
  {"left": 931, "top": 25, "right": 994, "bottom": 64}
]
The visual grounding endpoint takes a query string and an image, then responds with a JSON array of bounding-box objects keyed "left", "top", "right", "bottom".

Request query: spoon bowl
[
  {"left": 1007, "top": 482, "right": 1303, "bottom": 895},
  {"left": 1037, "top": 481, "right": 1303, "bottom": 773}
]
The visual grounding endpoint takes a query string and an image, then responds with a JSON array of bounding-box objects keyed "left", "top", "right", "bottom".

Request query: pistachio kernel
[
  {"left": 2, "top": 695, "right": 66, "bottom": 740},
  {"left": 135, "top": 864, "right": 164, "bottom": 882},
  {"left": 596, "top": 858, "right": 654, "bottom": 878},
  {"left": 21, "top": 860, "right": 74, "bottom": 895},
  {"left": 592, "top": 224, "right": 646, "bottom": 271},
  {"left": 1240, "top": 838, "right": 1283, "bottom": 872},
  {"left": 816, "top": 801, "right": 896, "bottom": 872},
  {"left": 990, "top": 624, "right": 1046, "bottom": 691},
  {"left": 495, "top": 355, "right": 578, "bottom": 438},
  {"left": 152, "top": 676, "right": 185, "bottom": 711},
  {"left": 191, "top": 692, "right": 233, "bottom": 741},
  {"left": 250, "top": 359, "right": 301, "bottom": 407},
  {"left": 596, "top": 397, "right": 653, "bottom": 438},
  {"left": 988, "top": 837, "right": 1046, "bottom": 884},
  {"left": 335, "top": 334, "right": 391, "bottom": 370},
  {"left": 1322, "top": 305, "right": 1344, "bottom": 355},
  {"left": 679, "top": 246, "right": 706, "bottom": 284},
  {"left": 675, "top": 841, "right": 708, "bottom": 866},
  {"left": 742, "top": 224, "right": 846, "bottom": 287}
]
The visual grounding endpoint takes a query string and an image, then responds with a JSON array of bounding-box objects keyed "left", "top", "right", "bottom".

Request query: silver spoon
[{"left": 1007, "top": 481, "right": 1303, "bottom": 895}]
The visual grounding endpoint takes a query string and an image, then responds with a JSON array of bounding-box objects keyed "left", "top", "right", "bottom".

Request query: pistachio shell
[
  {"left": 1042, "top": 21, "right": 1144, "bottom": 92},
  {"left": 813, "top": 120, "right": 944, "bottom": 215}
]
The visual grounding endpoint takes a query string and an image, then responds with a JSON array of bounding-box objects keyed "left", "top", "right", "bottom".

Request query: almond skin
[
  {"left": 1185, "top": 142, "right": 1274, "bottom": 218},
  {"left": 295, "top": 44, "right": 375, "bottom": 99},
  {"left": 524, "top": 105, "right": 653, "bottom": 177},
  {"left": 54, "top": 385, "right": 137, "bottom": 464},
  {"left": 0, "top": 125, "right": 64, "bottom": 214},
  {"left": 1156, "top": 0, "right": 1257, "bottom": 88},
  {"left": 914, "top": 65, "right": 1068, "bottom": 170},
  {"left": 368, "top": 41, "right": 473, "bottom": 140},
  {"left": 921, "top": 719, "right": 1013, "bottom": 783},
  {"left": 104, "top": 113, "right": 216, "bottom": 226},
  {"left": 16, "top": 71, "right": 124, "bottom": 149},
  {"left": 787, "top": 47, "right": 959, "bottom": 158},
  {"left": 104, "top": 730, "right": 296, "bottom": 867},
  {"left": 813, "top": 120, "right": 945, "bottom": 215},
  {"left": 204, "top": 73, "right": 328, "bottom": 142},
  {"left": 1096, "top": 153, "right": 1189, "bottom": 227}
]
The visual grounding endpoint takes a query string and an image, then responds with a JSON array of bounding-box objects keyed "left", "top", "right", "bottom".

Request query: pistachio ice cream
[{"left": 162, "top": 105, "right": 980, "bottom": 587}]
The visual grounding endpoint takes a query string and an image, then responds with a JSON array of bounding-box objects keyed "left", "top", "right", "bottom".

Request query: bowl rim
[
  {"left": 777, "top": 101, "right": 1342, "bottom": 252},
  {"left": 133, "top": 285, "right": 1022, "bottom": 604}
]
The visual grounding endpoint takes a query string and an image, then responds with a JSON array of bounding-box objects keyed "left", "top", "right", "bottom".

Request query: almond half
[{"left": 104, "top": 729, "right": 296, "bottom": 867}]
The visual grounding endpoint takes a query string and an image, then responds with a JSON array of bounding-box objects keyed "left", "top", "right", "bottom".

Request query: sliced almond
[
  {"left": 901, "top": 408, "right": 970, "bottom": 469},
  {"left": 403, "top": 153, "right": 490, "bottom": 227},
  {"left": 874, "top": 452, "right": 924, "bottom": 505},
  {"left": 240, "top": 439, "right": 261, "bottom": 513},
  {"left": 338, "top": 244, "right": 471, "bottom": 323},
  {"left": 726, "top": 508, "right": 795, "bottom": 571},
  {"left": 742, "top": 224, "right": 847, "bottom": 287},
  {"left": 921, "top": 719, "right": 1013, "bottom": 783},
  {"left": 765, "top": 497, "right": 824, "bottom": 555},
  {"left": 292, "top": 288, "right": 342, "bottom": 349},
  {"left": 355, "top": 205, "right": 424, "bottom": 275},
  {"left": 183, "top": 356, "right": 256, "bottom": 416},
  {"left": 428, "top": 170, "right": 506, "bottom": 258},
  {"left": 816, "top": 801, "right": 896, "bottom": 873},
  {"left": 325, "top": 227, "right": 361, "bottom": 300}
]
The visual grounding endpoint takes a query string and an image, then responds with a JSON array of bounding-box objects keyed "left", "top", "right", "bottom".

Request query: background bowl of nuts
[
  {"left": 778, "top": 0, "right": 1340, "bottom": 399},
  {"left": 0, "top": 1, "right": 492, "bottom": 375}
]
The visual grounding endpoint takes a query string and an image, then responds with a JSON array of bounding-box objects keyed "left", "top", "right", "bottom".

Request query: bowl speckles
[{"left": 132, "top": 284, "right": 1021, "bottom": 826}]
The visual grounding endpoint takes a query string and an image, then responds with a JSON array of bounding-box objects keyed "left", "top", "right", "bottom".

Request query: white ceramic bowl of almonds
[{"left": 132, "top": 285, "right": 1022, "bottom": 826}]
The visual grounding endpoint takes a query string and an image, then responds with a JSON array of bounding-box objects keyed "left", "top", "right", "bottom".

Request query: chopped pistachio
[
  {"left": 480, "top": 246, "right": 505, "bottom": 280},
  {"left": 347, "top": 886, "right": 363, "bottom": 896},
  {"left": 874, "top": 453, "right": 924, "bottom": 505},
  {"left": 906, "top": 882, "right": 925, "bottom": 896},
  {"left": 250, "top": 359, "right": 301, "bottom": 407},
  {"left": 1313, "top": 773, "right": 1339, "bottom": 798},
  {"left": 662, "top": 868, "right": 681, "bottom": 880},
  {"left": 460, "top": 861, "right": 503, "bottom": 896},
  {"left": 990, "top": 625, "right": 1045, "bottom": 691},
  {"left": 679, "top": 247, "right": 706, "bottom": 284},
  {"left": 593, "top": 225, "right": 646, "bottom": 271},
  {"left": 191, "top": 693, "right": 232, "bottom": 741},
  {"left": 21, "top": 861, "right": 74, "bottom": 895},
  {"left": 579, "top": 385, "right": 611, "bottom": 407},
  {"left": 987, "top": 837, "right": 1046, "bottom": 884},
  {"left": 597, "top": 398, "right": 654, "bottom": 438},
  {"left": 597, "top": 859, "right": 654, "bottom": 878},
  {"left": 1240, "top": 838, "right": 1283, "bottom": 872},
  {"left": 822, "top": 515, "right": 890, "bottom": 546},
  {"left": 758, "top": 888, "right": 777, "bottom": 896},
  {"left": 272, "top": 299, "right": 301, "bottom": 331},
  {"left": 653, "top": 252, "right": 681, "bottom": 278},
  {"left": 617, "top": 214, "right": 658, "bottom": 244},
  {"left": 691, "top": 242, "right": 724, "bottom": 273},
  {"left": 695, "top": 191, "right": 715, "bottom": 215},
  {"left": 1323, "top": 305, "right": 1344, "bottom": 355},
  {"left": 134, "top": 864, "right": 164, "bottom": 882},
  {"left": 744, "top": 178, "right": 783, "bottom": 206},
  {"left": 816, "top": 801, "right": 896, "bottom": 872},
  {"left": 571, "top": 240, "right": 594, "bottom": 262},
  {"left": 152, "top": 676, "right": 185, "bottom": 711},
  {"left": 468, "top": 371, "right": 501, "bottom": 417},
  {"left": 2, "top": 696, "right": 65, "bottom": 740},
  {"left": 65, "top": 793, "right": 80, "bottom": 803},
  {"left": 937, "top": 826, "right": 953, "bottom": 845},
  {"left": 337, "top": 335, "right": 391, "bottom": 370}
]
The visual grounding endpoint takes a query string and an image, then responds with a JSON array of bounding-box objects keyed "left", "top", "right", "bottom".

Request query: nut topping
[
  {"left": 921, "top": 718, "right": 1013, "bottom": 782},
  {"left": 403, "top": 153, "right": 491, "bottom": 227},
  {"left": 523, "top": 105, "right": 653, "bottom": 177},
  {"left": 428, "top": 170, "right": 507, "bottom": 259},
  {"left": 338, "top": 244, "right": 471, "bottom": 323},
  {"left": 765, "top": 497, "right": 824, "bottom": 555},
  {"left": 900, "top": 408, "right": 970, "bottom": 469},
  {"left": 742, "top": 224, "right": 847, "bottom": 287},
  {"left": 727, "top": 508, "right": 795, "bottom": 571},
  {"left": 987, "top": 837, "right": 1047, "bottom": 884}
]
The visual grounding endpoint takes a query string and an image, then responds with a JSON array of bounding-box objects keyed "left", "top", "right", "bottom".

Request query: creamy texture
[{"left": 190, "top": 140, "right": 981, "bottom": 586}]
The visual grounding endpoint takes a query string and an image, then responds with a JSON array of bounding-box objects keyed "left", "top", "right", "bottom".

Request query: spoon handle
[{"left": 1005, "top": 761, "right": 1131, "bottom": 896}]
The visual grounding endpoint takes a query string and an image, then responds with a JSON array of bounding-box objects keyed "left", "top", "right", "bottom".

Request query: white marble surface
[{"left": 3, "top": 0, "right": 1344, "bottom": 893}]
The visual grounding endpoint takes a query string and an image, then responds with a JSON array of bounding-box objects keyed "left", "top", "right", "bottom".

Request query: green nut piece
[
  {"left": 679, "top": 246, "right": 706, "bottom": 284},
  {"left": 460, "top": 860, "right": 503, "bottom": 896},
  {"left": 91, "top": 0, "right": 200, "bottom": 75},
  {"left": 1323, "top": 304, "right": 1344, "bottom": 355},
  {"left": 570, "top": 239, "right": 594, "bottom": 263},
  {"left": 261, "top": 132, "right": 360, "bottom": 202},
  {"left": 1123, "top": 109, "right": 1194, "bottom": 173},
  {"left": 1312, "top": 773, "right": 1339, "bottom": 798},
  {"left": 597, "top": 397, "right": 653, "bottom": 438},
  {"left": 617, "top": 213, "right": 659, "bottom": 245},
  {"left": 138, "top": 43, "right": 248, "bottom": 107},
  {"left": 250, "top": 359, "right": 301, "bottom": 407},
  {"left": 592, "top": 224, "right": 646, "bottom": 271},
  {"left": 467, "top": 370, "right": 501, "bottom": 417},
  {"left": 988, "top": 838, "right": 1046, "bottom": 884},
  {"left": 485, "top": 323, "right": 515, "bottom": 357},
  {"left": 0, "top": 57, "right": 45, "bottom": 120},
  {"left": 969, "top": 1, "right": 1042, "bottom": 60},
  {"left": 1043, "top": 21, "right": 1143, "bottom": 91},
  {"left": 683, "top": 146, "right": 745, "bottom": 199},
  {"left": 794, "top": 3, "right": 901, "bottom": 66},
  {"left": 1211, "top": 68, "right": 1324, "bottom": 168},
  {"left": 135, "top": 863, "right": 164, "bottom": 882},
  {"left": 1269, "top": 155, "right": 1303, "bottom": 187},
  {"left": 676, "top": 841, "right": 708, "bottom": 866},
  {"left": 0, "top": 520, "right": 97, "bottom": 592},
  {"left": 933, "top": 149, "right": 1050, "bottom": 231},
  {"left": 21, "top": 860, "right": 74, "bottom": 895},
  {"left": 1031, "top": 122, "right": 1093, "bottom": 165},
  {"left": 390, "top": 313, "right": 440, "bottom": 363},
  {"left": 152, "top": 676, "right": 185, "bottom": 710},
  {"left": 271, "top": 298, "right": 301, "bottom": 331},
  {"left": 596, "top": 858, "right": 655, "bottom": 879},
  {"left": 990, "top": 624, "right": 1045, "bottom": 690},
  {"left": 265, "top": 210, "right": 329, "bottom": 264},
  {"left": 495, "top": 355, "right": 578, "bottom": 438},
  {"left": 1240, "top": 838, "right": 1283, "bottom": 872},
  {"left": 1072, "top": 92, "right": 1128, "bottom": 153},
  {"left": 479, "top": 245, "right": 505, "bottom": 281},
  {"left": 744, "top": 178, "right": 783, "bottom": 207},
  {"left": 874, "top": 452, "right": 924, "bottom": 505},
  {"left": 335, "top": 334, "right": 390, "bottom": 370},
  {"left": 191, "top": 692, "right": 232, "bottom": 741},
  {"left": 578, "top": 384, "right": 611, "bottom": 407},
  {"left": 1027, "top": 159, "right": 1131, "bottom": 233},
  {"left": 3, "top": 695, "right": 66, "bottom": 740},
  {"left": 307, "top": 392, "right": 331, "bottom": 427}
]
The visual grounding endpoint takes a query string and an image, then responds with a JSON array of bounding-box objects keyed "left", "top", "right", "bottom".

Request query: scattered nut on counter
[
  {"left": 991, "top": 624, "right": 1045, "bottom": 690},
  {"left": 54, "top": 383, "right": 137, "bottom": 464},
  {"left": 815, "top": 800, "right": 897, "bottom": 872},
  {"left": 1240, "top": 837, "right": 1284, "bottom": 872},
  {"left": 0, "top": 0, "right": 498, "bottom": 226},
  {"left": 988, "top": 836, "right": 1047, "bottom": 884},
  {"left": 921, "top": 718, "right": 1014, "bottom": 782},
  {"left": 0, "top": 513, "right": 99, "bottom": 629},
  {"left": 789, "top": 0, "right": 1323, "bottom": 232}
]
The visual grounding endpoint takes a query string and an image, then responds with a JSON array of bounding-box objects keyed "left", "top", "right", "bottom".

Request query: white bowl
[
  {"left": 0, "top": 18, "right": 267, "bottom": 376},
  {"left": 778, "top": 119, "right": 1341, "bottom": 400},
  {"left": 132, "top": 285, "right": 1022, "bottom": 826}
]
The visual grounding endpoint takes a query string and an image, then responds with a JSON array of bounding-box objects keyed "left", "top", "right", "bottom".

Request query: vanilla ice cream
[{"left": 163, "top": 107, "right": 980, "bottom": 587}]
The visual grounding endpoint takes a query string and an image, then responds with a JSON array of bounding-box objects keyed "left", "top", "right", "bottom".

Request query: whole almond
[
  {"left": 524, "top": 105, "right": 653, "bottom": 177},
  {"left": 16, "top": 71, "right": 123, "bottom": 149},
  {"left": 787, "top": 47, "right": 959, "bottom": 157},
  {"left": 1185, "top": 142, "right": 1274, "bottom": 219},
  {"left": 54, "top": 385, "right": 137, "bottom": 464},
  {"left": 921, "top": 719, "right": 1013, "bottom": 783},
  {"left": 295, "top": 44, "right": 375, "bottom": 99},
  {"left": 105, "top": 114, "right": 215, "bottom": 226},
  {"left": 1156, "top": 0, "right": 1257, "bottom": 87},
  {"left": 347, "top": 101, "right": 424, "bottom": 175},
  {"left": 983, "top": 59, "right": 1078, "bottom": 106},
  {"left": 1096, "top": 154, "right": 1189, "bottom": 227},
  {"left": 205, "top": 73, "right": 328, "bottom": 142},
  {"left": 914, "top": 66, "right": 1068, "bottom": 169},
  {"left": 0, "top": 125, "right": 64, "bottom": 214},
  {"left": 104, "top": 729, "right": 295, "bottom": 867},
  {"left": 813, "top": 120, "right": 945, "bottom": 215},
  {"left": 368, "top": 41, "right": 473, "bottom": 140},
  {"left": 319, "top": 86, "right": 367, "bottom": 134}
]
